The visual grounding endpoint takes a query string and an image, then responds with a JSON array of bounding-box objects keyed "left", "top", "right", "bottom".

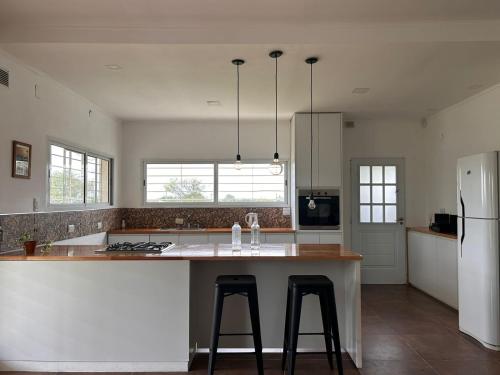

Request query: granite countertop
[
  {"left": 0, "top": 243, "right": 362, "bottom": 261},
  {"left": 108, "top": 227, "right": 296, "bottom": 235},
  {"left": 407, "top": 226, "right": 458, "bottom": 240}
]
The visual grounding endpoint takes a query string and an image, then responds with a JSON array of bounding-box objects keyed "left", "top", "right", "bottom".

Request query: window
[
  {"left": 359, "top": 165, "right": 397, "bottom": 223},
  {"left": 49, "top": 143, "right": 112, "bottom": 207},
  {"left": 145, "top": 163, "right": 215, "bottom": 203},
  {"left": 144, "top": 161, "right": 287, "bottom": 206},
  {"left": 218, "top": 163, "right": 286, "bottom": 204},
  {"left": 86, "top": 155, "right": 111, "bottom": 204}
]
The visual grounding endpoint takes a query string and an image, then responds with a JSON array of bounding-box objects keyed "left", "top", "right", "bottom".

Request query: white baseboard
[{"left": 0, "top": 361, "right": 188, "bottom": 372}]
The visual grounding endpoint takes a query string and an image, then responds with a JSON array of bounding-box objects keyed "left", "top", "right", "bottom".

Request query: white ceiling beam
[{"left": 2, "top": 20, "right": 500, "bottom": 44}]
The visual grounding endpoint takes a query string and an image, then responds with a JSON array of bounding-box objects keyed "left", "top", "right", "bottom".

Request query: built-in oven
[{"left": 298, "top": 189, "right": 340, "bottom": 230}]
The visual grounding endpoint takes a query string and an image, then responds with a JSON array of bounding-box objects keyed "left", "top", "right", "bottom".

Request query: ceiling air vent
[{"left": 0, "top": 68, "right": 9, "bottom": 88}]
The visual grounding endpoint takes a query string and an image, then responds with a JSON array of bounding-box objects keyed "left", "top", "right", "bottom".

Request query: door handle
[{"left": 397, "top": 217, "right": 404, "bottom": 225}]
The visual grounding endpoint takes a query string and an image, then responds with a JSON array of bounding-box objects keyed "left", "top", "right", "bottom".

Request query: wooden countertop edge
[
  {"left": 108, "top": 228, "right": 296, "bottom": 235},
  {"left": 0, "top": 255, "right": 362, "bottom": 261},
  {"left": 407, "top": 226, "right": 458, "bottom": 240}
]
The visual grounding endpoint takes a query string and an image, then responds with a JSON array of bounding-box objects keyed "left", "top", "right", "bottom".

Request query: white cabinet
[
  {"left": 293, "top": 113, "right": 342, "bottom": 188},
  {"left": 408, "top": 231, "right": 458, "bottom": 309},
  {"left": 150, "top": 234, "right": 179, "bottom": 243},
  {"left": 265, "top": 233, "right": 295, "bottom": 243},
  {"left": 296, "top": 231, "right": 342, "bottom": 244},
  {"left": 108, "top": 234, "right": 150, "bottom": 244}
]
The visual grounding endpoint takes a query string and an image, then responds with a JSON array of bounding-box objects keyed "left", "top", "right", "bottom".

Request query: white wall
[
  {"left": 424, "top": 84, "right": 500, "bottom": 218},
  {"left": 0, "top": 49, "right": 122, "bottom": 214},
  {"left": 121, "top": 119, "right": 290, "bottom": 207},
  {"left": 342, "top": 117, "right": 427, "bottom": 247}
]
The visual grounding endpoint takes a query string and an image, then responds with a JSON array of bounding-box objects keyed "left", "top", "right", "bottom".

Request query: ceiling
[{"left": 2, "top": 1, "right": 500, "bottom": 121}]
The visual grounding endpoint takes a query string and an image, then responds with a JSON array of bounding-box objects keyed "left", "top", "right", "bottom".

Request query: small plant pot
[{"left": 23, "top": 240, "right": 37, "bottom": 256}]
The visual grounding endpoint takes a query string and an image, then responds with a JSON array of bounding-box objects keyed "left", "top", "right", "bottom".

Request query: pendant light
[
  {"left": 269, "top": 50, "right": 283, "bottom": 175},
  {"left": 306, "top": 57, "right": 318, "bottom": 210},
  {"left": 232, "top": 58, "right": 245, "bottom": 169}
]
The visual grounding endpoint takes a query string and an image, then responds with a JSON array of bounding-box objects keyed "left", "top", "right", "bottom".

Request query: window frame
[
  {"left": 143, "top": 159, "right": 289, "bottom": 208},
  {"left": 47, "top": 140, "right": 113, "bottom": 210}
]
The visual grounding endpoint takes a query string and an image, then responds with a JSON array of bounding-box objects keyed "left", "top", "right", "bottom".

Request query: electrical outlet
[
  {"left": 33, "top": 198, "right": 39, "bottom": 212},
  {"left": 282, "top": 207, "right": 291, "bottom": 216},
  {"left": 68, "top": 224, "right": 75, "bottom": 233},
  {"left": 97, "top": 221, "right": 102, "bottom": 230}
]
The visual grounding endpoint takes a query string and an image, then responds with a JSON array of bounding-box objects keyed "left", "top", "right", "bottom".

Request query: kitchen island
[{"left": 0, "top": 243, "right": 362, "bottom": 372}]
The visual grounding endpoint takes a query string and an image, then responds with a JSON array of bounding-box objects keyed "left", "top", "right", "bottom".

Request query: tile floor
[{"left": 3, "top": 285, "right": 500, "bottom": 374}]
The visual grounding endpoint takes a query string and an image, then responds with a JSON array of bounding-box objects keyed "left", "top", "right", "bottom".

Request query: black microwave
[{"left": 298, "top": 189, "right": 340, "bottom": 230}]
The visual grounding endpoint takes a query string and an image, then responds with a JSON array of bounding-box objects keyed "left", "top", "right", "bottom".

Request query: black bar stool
[
  {"left": 281, "top": 275, "right": 343, "bottom": 375},
  {"left": 208, "top": 275, "right": 264, "bottom": 375}
]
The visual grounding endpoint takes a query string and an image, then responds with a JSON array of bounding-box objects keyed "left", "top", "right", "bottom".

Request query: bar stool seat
[
  {"left": 282, "top": 275, "right": 343, "bottom": 375},
  {"left": 208, "top": 275, "right": 264, "bottom": 375}
]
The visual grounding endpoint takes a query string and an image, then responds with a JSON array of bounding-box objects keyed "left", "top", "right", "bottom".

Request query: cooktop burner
[{"left": 97, "top": 241, "right": 175, "bottom": 253}]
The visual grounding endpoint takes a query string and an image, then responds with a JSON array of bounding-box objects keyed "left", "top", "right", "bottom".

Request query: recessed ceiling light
[
  {"left": 467, "top": 83, "right": 483, "bottom": 90},
  {"left": 104, "top": 64, "right": 123, "bottom": 70},
  {"left": 207, "top": 100, "right": 221, "bottom": 106},
  {"left": 352, "top": 88, "right": 370, "bottom": 94}
]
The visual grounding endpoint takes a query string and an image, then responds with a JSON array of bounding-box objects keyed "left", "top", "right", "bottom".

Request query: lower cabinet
[
  {"left": 408, "top": 231, "right": 458, "bottom": 309},
  {"left": 296, "top": 231, "right": 343, "bottom": 244},
  {"left": 108, "top": 234, "right": 150, "bottom": 244}
]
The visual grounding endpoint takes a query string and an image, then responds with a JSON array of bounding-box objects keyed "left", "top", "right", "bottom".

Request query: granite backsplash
[
  {"left": 0, "top": 207, "right": 291, "bottom": 252},
  {"left": 120, "top": 207, "right": 291, "bottom": 229}
]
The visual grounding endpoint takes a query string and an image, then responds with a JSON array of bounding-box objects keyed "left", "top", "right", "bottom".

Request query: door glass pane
[
  {"left": 372, "top": 186, "right": 383, "bottom": 203},
  {"left": 360, "top": 166, "right": 370, "bottom": 183},
  {"left": 384, "top": 166, "right": 396, "bottom": 183},
  {"left": 360, "top": 186, "right": 371, "bottom": 203},
  {"left": 385, "top": 205, "right": 397, "bottom": 223},
  {"left": 384, "top": 185, "right": 397, "bottom": 204},
  {"left": 360, "top": 205, "right": 371, "bottom": 223},
  {"left": 372, "top": 166, "right": 383, "bottom": 183},
  {"left": 372, "top": 205, "right": 383, "bottom": 222}
]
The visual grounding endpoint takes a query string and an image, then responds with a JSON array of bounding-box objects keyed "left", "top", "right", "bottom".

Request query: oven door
[{"left": 298, "top": 195, "right": 340, "bottom": 230}]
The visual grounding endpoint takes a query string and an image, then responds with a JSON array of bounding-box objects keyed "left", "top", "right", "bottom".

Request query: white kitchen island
[{"left": 0, "top": 243, "right": 362, "bottom": 372}]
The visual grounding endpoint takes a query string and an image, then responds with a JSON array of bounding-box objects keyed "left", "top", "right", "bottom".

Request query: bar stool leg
[
  {"left": 287, "top": 287, "right": 302, "bottom": 375},
  {"left": 281, "top": 286, "right": 291, "bottom": 371},
  {"left": 327, "top": 285, "right": 344, "bottom": 375},
  {"left": 208, "top": 286, "right": 224, "bottom": 375},
  {"left": 248, "top": 285, "right": 264, "bottom": 375},
  {"left": 319, "top": 290, "right": 334, "bottom": 370}
]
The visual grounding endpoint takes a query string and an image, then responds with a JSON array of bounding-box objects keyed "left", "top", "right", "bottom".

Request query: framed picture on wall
[{"left": 12, "top": 140, "right": 32, "bottom": 179}]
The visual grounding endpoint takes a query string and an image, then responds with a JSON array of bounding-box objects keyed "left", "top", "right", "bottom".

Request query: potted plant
[
  {"left": 41, "top": 241, "right": 53, "bottom": 255},
  {"left": 19, "top": 232, "right": 37, "bottom": 256}
]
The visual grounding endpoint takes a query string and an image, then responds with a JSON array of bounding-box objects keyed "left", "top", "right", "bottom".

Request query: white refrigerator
[{"left": 457, "top": 151, "right": 500, "bottom": 350}]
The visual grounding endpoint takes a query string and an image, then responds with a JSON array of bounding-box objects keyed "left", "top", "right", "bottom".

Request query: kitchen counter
[
  {"left": 407, "top": 226, "right": 458, "bottom": 240},
  {"left": 0, "top": 242, "right": 362, "bottom": 371},
  {"left": 0, "top": 243, "right": 362, "bottom": 261},
  {"left": 108, "top": 227, "right": 295, "bottom": 235}
]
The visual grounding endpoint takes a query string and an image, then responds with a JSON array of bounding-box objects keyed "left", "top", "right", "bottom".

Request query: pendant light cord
[
  {"left": 237, "top": 63, "right": 240, "bottom": 156},
  {"left": 275, "top": 55, "right": 278, "bottom": 155},
  {"left": 310, "top": 62, "right": 313, "bottom": 196}
]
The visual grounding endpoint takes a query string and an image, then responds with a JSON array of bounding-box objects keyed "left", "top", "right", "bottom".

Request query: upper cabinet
[{"left": 293, "top": 113, "right": 342, "bottom": 188}]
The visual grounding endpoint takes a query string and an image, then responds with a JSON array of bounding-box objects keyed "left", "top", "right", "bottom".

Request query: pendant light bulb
[
  {"left": 232, "top": 58, "right": 245, "bottom": 170},
  {"left": 269, "top": 50, "right": 283, "bottom": 175},
  {"left": 270, "top": 152, "right": 283, "bottom": 175},
  {"left": 308, "top": 195, "right": 316, "bottom": 210},
  {"left": 234, "top": 154, "right": 242, "bottom": 170}
]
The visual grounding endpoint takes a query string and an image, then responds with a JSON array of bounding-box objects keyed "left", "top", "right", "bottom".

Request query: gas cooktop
[{"left": 97, "top": 241, "right": 175, "bottom": 253}]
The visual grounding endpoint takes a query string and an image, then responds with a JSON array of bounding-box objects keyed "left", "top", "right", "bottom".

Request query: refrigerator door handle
[{"left": 460, "top": 192, "right": 465, "bottom": 257}]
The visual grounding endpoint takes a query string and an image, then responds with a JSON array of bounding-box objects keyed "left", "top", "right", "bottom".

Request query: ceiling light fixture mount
[
  {"left": 104, "top": 64, "right": 123, "bottom": 70},
  {"left": 306, "top": 56, "right": 318, "bottom": 210},
  {"left": 269, "top": 50, "right": 284, "bottom": 176},
  {"left": 232, "top": 58, "right": 245, "bottom": 170}
]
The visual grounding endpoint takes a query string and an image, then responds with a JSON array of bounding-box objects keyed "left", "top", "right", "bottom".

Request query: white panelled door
[{"left": 351, "top": 158, "right": 406, "bottom": 284}]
